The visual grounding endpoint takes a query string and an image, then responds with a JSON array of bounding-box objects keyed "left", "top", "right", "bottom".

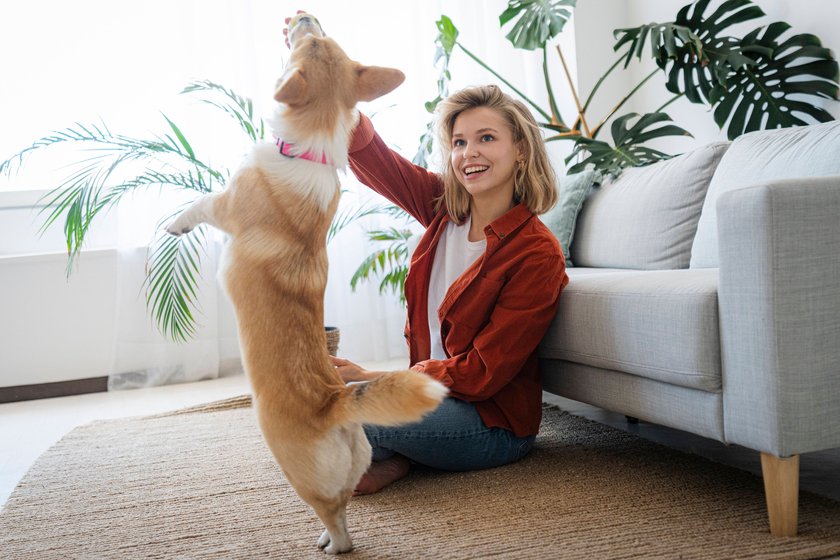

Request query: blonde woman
[{"left": 334, "top": 85, "right": 569, "bottom": 494}]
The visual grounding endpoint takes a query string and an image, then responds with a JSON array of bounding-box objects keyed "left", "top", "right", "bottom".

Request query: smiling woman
[
  {"left": 0, "top": 0, "right": 543, "bottom": 394},
  {"left": 450, "top": 106, "right": 521, "bottom": 228}
]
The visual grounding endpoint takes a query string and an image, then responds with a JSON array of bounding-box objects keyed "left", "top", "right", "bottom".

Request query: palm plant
[
  {"left": 1, "top": 80, "right": 404, "bottom": 341},
  {"left": 1, "top": 80, "right": 249, "bottom": 342},
  {"left": 417, "top": 0, "right": 839, "bottom": 176},
  {"left": 349, "top": 206, "right": 416, "bottom": 305}
]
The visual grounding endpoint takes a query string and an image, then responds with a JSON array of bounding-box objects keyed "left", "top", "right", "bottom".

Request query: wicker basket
[{"left": 325, "top": 326, "right": 340, "bottom": 356}]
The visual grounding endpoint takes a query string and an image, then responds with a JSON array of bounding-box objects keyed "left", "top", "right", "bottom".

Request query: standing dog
[{"left": 166, "top": 14, "right": 447, "bottom": 554}]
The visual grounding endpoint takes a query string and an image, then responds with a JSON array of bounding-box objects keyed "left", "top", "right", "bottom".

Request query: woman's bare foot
[{"left": 354, "top": 455, "right": 410, "bottom": 496}]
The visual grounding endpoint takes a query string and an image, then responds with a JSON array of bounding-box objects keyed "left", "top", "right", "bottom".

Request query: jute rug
[{"left": 3, "top": 398, "right": 840, "bottom": 559}]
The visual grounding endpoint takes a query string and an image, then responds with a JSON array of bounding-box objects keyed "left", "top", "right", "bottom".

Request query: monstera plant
[{"left": 417, "top": 0, "right": 839, "bottom": 176}]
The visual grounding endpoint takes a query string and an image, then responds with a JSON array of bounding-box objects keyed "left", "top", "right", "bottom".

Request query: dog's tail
[{"left": 332, "top": 370, "right": 447, "bottom": 427}]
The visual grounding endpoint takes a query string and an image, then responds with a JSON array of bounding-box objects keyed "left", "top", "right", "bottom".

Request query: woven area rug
[{"left": 3, "top": 397, "right": 840, "bottom": 559}]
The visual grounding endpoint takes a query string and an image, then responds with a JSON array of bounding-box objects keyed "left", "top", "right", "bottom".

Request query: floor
[
  {"left": 2, "top": 365, "right": 839, "bottom": 535},
  {"left": 0, "top": 359, "right": 401, "bottom": 508},
  {"left": 0, "top": 372, "right": 253, "bottom": 507}
]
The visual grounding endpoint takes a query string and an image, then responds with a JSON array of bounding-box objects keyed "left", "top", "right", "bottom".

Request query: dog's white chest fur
[{"left": 247, "top": 143, "right": 339, "bottom": 212}]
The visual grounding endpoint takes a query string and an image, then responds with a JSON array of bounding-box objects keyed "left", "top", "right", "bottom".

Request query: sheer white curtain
[{"left": 1, "top": 0, "right": 558, "bottom": 388}]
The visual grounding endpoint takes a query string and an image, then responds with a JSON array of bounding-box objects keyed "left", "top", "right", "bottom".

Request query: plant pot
[{"left": 325, "top": 326, "right": 340, "bottom": 356}]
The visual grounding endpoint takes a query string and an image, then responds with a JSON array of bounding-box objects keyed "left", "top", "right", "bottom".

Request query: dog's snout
[{"left": 288, "top": 13, "right": 325, "bottom": 47}]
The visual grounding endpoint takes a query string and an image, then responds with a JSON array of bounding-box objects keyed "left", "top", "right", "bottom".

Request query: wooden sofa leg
[{"left": 760, "top": 452, "right": 800, "bottom": 537}]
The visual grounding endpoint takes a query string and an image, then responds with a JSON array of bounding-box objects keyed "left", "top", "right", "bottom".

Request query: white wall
[
  {"left": 572, "top": 1, "right": 635, "bottom": 139},
  {"left": 0, "top": 193, "right": 121, "bottom": 386},
  {"left": 0, "top": 250, "right": 118, "bottom": 385}
]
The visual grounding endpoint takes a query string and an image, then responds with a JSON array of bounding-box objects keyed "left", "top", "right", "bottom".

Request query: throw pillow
[
  {"left": 540, "top": 169, "right": 600, "bottom": 267},
  {"left": 571, "top": 142, "right": 729, "bottom": 270}
]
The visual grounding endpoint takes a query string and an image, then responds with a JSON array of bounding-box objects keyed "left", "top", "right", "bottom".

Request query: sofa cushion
[
  {"left": 539, "top": 267, "right": 721, "bottom": 392},
  {"left": 571, "top": 142, "right": 729, "bottom": 270},
  {"left": 691, "top": 120, "right": 840, "bottom": 268},
  {"left": 540, "top": 169, "right": 600, "bottom": 267}
]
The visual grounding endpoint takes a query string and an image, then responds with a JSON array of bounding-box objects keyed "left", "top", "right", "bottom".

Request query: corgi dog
[{"left": 166, "top": 14, "right": 447, "bottom": 555}]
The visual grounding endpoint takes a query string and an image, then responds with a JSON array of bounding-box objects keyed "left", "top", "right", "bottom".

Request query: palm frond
[
  {"left": 328, "top": 202, "right": 389, "bottom": 244},
  {"left": 36, "top": 152, "right": 136, "bottom": 273},
  {"left": 1, "top": 120, "right": 114, "bottom": 177},
  {"left": 6, "top": 106, "right": 233, "bottom": 281},
  {"left": 351, "top": 227, "right": 413, "bottom": 305},
  {"left": 182, "top": 79, "right": 266, "bottom": 142},
  {"left": 111, "top": 168, "right": 220, "bottom": 196},
  {"left": 150, "top": 115, "right": 226, "bottom": 183},
  {"left": 143, "top": 224, "right": 208, "bottom": 343},
  {"left": 328, "top": 201, "right": 411, "bottom": 243}
]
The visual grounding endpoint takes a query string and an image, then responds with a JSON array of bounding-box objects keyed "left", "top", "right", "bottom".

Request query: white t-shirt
[{"left": 427, "top": 216, "right": 487, "bottom": 360}]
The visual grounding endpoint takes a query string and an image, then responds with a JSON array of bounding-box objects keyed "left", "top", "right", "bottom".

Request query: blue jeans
[{"left": 363, "top": 397, "right": 536, "bottom": 471}]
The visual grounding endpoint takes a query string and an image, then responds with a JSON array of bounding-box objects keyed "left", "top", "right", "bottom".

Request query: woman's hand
[
  {"left": 331, "top": 356, "right": 380, "bottom": 383},
  {"left": 282, "top": 11, "right": 306, "bottom": 49}
]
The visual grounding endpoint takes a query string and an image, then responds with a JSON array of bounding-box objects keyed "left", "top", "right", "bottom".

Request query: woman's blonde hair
[{"left": 435, "top": 85, "right": 558, "bottom": 224}]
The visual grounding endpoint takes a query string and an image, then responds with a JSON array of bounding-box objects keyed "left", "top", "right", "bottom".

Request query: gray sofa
[{"left": 539, "top": 120, "right": 840, "bottom": 537}]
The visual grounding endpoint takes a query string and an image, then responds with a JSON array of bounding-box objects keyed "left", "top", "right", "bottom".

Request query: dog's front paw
[{"left": 165, "top": 217, "right": 193, "bottom": 237}]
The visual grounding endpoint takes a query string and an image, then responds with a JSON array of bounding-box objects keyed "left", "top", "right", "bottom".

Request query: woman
[{"left": 334, "top": 85, "right": 569, "bottom": 494}]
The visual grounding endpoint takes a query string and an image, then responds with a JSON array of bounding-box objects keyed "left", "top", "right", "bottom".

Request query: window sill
[{"left": 0, "top": 188, "right": 53, "bottom": 210}]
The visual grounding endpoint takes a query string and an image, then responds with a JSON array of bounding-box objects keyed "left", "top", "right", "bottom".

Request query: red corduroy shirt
[{"left": 348, "top": 114, "right": 568, "bottom": 437}]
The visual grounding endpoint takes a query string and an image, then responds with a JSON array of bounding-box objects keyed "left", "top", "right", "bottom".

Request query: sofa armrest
[{"left": 717, "top": 175, "right": 840, "bottom": 456}]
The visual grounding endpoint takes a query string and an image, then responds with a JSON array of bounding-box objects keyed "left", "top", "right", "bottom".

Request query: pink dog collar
[{"left": 275, "top": 138, "right": 332, "bottom": 165}]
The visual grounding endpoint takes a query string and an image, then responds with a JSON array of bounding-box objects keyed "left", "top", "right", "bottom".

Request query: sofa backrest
[
  {"left": 690, "top": 120, "right": 840, "bottom": 268},
  {"left": 571, "top": 142, "right": 729, "bottom": 270}
]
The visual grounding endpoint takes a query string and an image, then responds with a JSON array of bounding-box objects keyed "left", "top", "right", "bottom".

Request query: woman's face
[{"left": 450, "top": 106, "right": 520, "bottom": 204}]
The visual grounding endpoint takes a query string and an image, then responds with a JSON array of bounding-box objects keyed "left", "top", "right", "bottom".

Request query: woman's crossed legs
[{"left": 356, "top": 397, "right": 535, "bottom": 494}]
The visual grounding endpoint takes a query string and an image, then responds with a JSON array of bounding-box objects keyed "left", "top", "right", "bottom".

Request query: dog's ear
[
  {"left": 274, "top": 68, "right": 308, "bottom": 105},
  {"left": 355, "top": 65, "right": 405, "bottom": 102}
]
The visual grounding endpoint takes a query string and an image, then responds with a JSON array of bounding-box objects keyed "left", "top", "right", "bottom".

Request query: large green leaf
[
  {"left": 612, "top": 0, "right": 838, "bottom": 140},
  {"left": 665, "top": 0, "right": 766, "bottom": 103},
  {"left": 711, "top": 23, "right": 839, "bottom": 138},
  {"left": 613, "top": 22, "right": 704, "bottom": 70},
  {"left": 415, "top": 15, "right": 459, "bottom": 167},
  {"left": 565, "top": 112, "right": 690, "bottom": 176},
  {"left": 499, "top": 0, "right": 576, "bottom": 51},
  {"left": 435, "top": 14, "right": 459, "bottom": 57},
  {"left": 614, "top": 0, "right": 765, "bottom": 104}
]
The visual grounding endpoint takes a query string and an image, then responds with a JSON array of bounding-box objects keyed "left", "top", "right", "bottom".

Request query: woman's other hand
[{"left": 331, "top": 356, "right": 380, "bottom": 383}]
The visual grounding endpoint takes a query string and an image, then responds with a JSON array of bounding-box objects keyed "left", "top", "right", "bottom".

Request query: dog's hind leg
[
  {"left": 314, "top": 429, "right": 371, "bottom": 554},
  {"left": 313, "top": 497, "right": 353, "bottom": 554}
]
